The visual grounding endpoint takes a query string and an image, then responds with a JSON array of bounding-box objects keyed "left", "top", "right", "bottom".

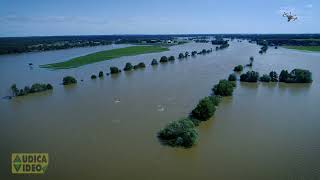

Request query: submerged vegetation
[
  {"left": 40, "top": 46, "right": 169, "bottom": 69},
  {"left": 240, "top": 71, "right": 260, "bottom": 82},
  {"left": 11, "top": 83, "right": 53, "bottom": 97},
  {"left": 110, "top": 67, "right": 121, "bottom": 74}
]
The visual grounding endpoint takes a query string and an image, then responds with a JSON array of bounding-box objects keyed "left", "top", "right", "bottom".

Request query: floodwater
[{"left": 0, "top": 41, "right": 320, "bottom": 180}]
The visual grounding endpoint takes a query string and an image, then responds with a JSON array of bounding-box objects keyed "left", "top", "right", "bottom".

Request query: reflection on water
[{"left": 0, "top": 41, "right": 320, "bottom": 180}]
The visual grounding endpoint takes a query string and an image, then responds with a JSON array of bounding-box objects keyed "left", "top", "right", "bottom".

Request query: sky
[{"left": 0, "top": 0, "right": 319, "bottom": 37}]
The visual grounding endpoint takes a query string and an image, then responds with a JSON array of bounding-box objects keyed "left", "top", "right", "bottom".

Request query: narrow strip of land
[
  {"left": 283, "top": 46, "right": 320, "bottom": 52},
  {"left": 40, "top": 46, "right": 169, "bottom": 69}
]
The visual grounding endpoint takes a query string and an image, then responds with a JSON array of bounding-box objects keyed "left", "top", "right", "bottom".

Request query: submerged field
[
  {"left": 40, "top": 45, "right": 169, "bottom": 69},
  {"left": 283, "top": 46, "right": 320, "bottom": 52}
]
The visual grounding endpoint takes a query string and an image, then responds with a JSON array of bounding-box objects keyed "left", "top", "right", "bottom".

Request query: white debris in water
[
  {"left": 157, "top": 105, "right": 165, "bottom": 112},
  {"left": 114, "top": 98, "right": 121, "bottom": 103}
]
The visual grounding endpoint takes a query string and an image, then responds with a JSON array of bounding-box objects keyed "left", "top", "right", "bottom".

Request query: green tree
[
  {"left": 63, "top": 76, "right": 77, "bottom": 85},
  {"left": 191, "top": 96, "right": 216, "bottom": 121},
  {"left": 91, "top": 74, "right": 97, "bottom": 79},
  {"left": 160, "top": 56, "right": 168, "bottom": 63},
  {"left": 178, "top": 53, "right": 184, "bottom": 59},
  {"left": 191, "top": 51, "right": 197, "bottom": 56},
  {"left": 158, "top": 118, "right": 198, "bottom": 148},
  {"left": 151, "top": 59, "right": 158, "bottom": 65},
  {"left": 240, "top": 71, "right": 259, "bottom": 82},
  {"left": 123, "top": 63, "right": 133, "bottom": 71},
  {"left": 212, "top": 79, "right": 236, "bottom": 96},
  {"left": 11, "top": 84, "right": 19, "bottom": 96},
  {"left": 168, "top": 56, "right": 175, "bottom": 61},
  {"left": 269, "top": 71, "right": 278, "bottom": 82},
  {"left": 260, "top": 74, "right": 271, "bottom": 82},
  {"left": 228, "top": 73, "right": 237, "bottom": 81},
  {"left": 98, "top": 71, "right": 104, "bottom": 77},
  {"left": 279, "top": 70, "right": 289, "bottom": 82},
  {"left": 110, "top": 67, "right": 120, "bottom": 74},
  {"left": 233, "top": 65, "right": 243, "bottom": 72}
]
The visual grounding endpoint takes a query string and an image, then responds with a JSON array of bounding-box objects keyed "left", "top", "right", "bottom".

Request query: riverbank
[
  {"left": 283, "top": 46, "right": 320, "bottom": 52},
  {"left": 40, "top": 46, "right": 169, "bottom": 69}
]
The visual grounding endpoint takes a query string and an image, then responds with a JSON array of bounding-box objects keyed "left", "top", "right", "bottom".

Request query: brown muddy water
[{"left": 0, "top": 41, "right": 320, "bottom": 180}]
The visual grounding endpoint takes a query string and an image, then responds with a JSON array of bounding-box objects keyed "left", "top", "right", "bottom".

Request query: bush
[
  {"left": 158, "top": 118, "right": 198, "bottom": 148},
  {"left": 123, "top": 63, "right": 133, "bottom": 71},
  {"left": 178, "top": 53, "right": 184, "bottom": 59},
  {"left": 160, "top": 56, "right": 168, "bottom": 63},
  {"left": 110, "top": 67, "right": 120, "bottom": 74},
  {"left": 168, "top": 56, "right": 175, "bottom": 61},
  {"left": 63, "top": 76, "right": 77, "bottom": 85},
  {"left": 240, "top": 71, "right": 259, "bottom": 82},
  {"left": 91, "top": 74, "right": 97, "bottom": 79},
  {"left": 98, "top": 71, "right": 104, "bottom": 77},
  {"left": 279, "top": 70, "right": 289, "bottom": 82},
  {"left": 269, "top": 71, "right": 278, "bottom": 82},
  {"left": 260, "top": 74, "right": 271, "bottom": 82},
  {"left": 191, "top": 51, "right": 197, "bottom": 56},
  {"left": 233, "top": 65, "right": 243, "bottom": 72},
  {"left": 191, "top": 96, "right": 216, "bottom": 121},
  {"left": 185, "top": 51, "right": 190, "bottom": 57},
  {"left": 228, "top": 73, "right": 237, "bottom": 81},
  {"left": 151, "top": 59, "right": 158, "bottom": 65},
  {"left": 212, "top": 79, "right": 236, "bottom": 96}
]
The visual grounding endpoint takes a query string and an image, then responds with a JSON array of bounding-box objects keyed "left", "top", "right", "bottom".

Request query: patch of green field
[
  {"left": 283, "top": 46, "right": 320, "bottom": 52},
  {"left": 40, "top": 46, "right": 169, "bottom": 69}
]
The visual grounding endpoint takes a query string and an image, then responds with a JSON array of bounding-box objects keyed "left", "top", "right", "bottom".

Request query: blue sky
[{"left": 0, "top": 0, "right": 319, "bottom": 37}]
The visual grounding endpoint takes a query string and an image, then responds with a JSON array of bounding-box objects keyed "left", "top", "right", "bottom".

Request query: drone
[{"left": 283, "top": 12, "right": 298, "bottom": 22}]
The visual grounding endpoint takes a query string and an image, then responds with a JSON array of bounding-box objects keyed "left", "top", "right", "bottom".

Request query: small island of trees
[
  {"left": 160, "top": 56, "right": 168, "bottom": 63},
  {"left": 151, "top": 59, "right": 158, "bottom": 65},
  {"left": 123, "top": 62, "right": 133, "bottom": 71},
  {"left": 133, "top": 62, "right": 146, "bottom": 69}
]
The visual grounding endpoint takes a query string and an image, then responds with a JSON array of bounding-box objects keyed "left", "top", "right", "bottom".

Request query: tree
[
  {"left": 228, "top": 73, "right": 237, "bottom": 81},
  {"left": 279, "top": 70, "right": 289, "bottom": 82},
  {"left": 286, "top": 69, "right": 313, "bottom": 83},
  {"left": 212, "top": 79, "right": 236, "bottom": 96},
  {"left": 178, "top": 53, "right": 184, "bottom": 59},
  {"left": 269, "top": 71, "right": 278, "bottom": 82},
  {"left": 158, "top": 118, "right": 198, "bottom": 148},
  {"left": 160, "top": 56, "right": 168, "bottom": 63},
  {"left": 151, "top": 59, "right": 158, "bottom": 65},
  {"left": 233, "top": 65, "right": 243, "bottom": 72},
  {"left": 209, "top": 95, "right": 221, "bottom": 106},
  {"left": 98, "top": 71, "right": 104, "bottom": 77},
  {"left": 168, "top": 56, "right": 175, "bottom": 61},
  {"left": 46, "top": 84, "right": 53, "bottom": 90},
  {"left": 191, "top": 51, "right": 197, "bottom": 56},
  {"left": 11, "top": 84, "right": 19, "bottom": 96},
  {"left": 191, "top": 96, "right": 216, "bottom": 121},
  {"left": 123, "top": 63, "right": 133, "bottom": 71},
  {"left": 260, "top": 74, "right": 271, "bottom": 82},
  {"left": 134, "top": 62, "right": 146, "bottom": 69},
  {"left": 240, "top": 71, "right": 259, "bottom": 82},
  {"left": 110, "top": 67, "right": 120, "bottom": 74},
  {"left": 91, "top": 74, "right": 97, "bottom": 79},
  {"left": 63, "top": 76, "right": 77, "bottom": 85},
  {"left": 185, "top": 51, "right": 190, "bottom": 57},
  {"left": 250, "top": 56, "right": 254, "bottom": 63}
]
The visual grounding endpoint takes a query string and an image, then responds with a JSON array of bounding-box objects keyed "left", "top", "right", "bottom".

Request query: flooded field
[{"left": 1, "top": 41, "right": 320, "bottom": 180}]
